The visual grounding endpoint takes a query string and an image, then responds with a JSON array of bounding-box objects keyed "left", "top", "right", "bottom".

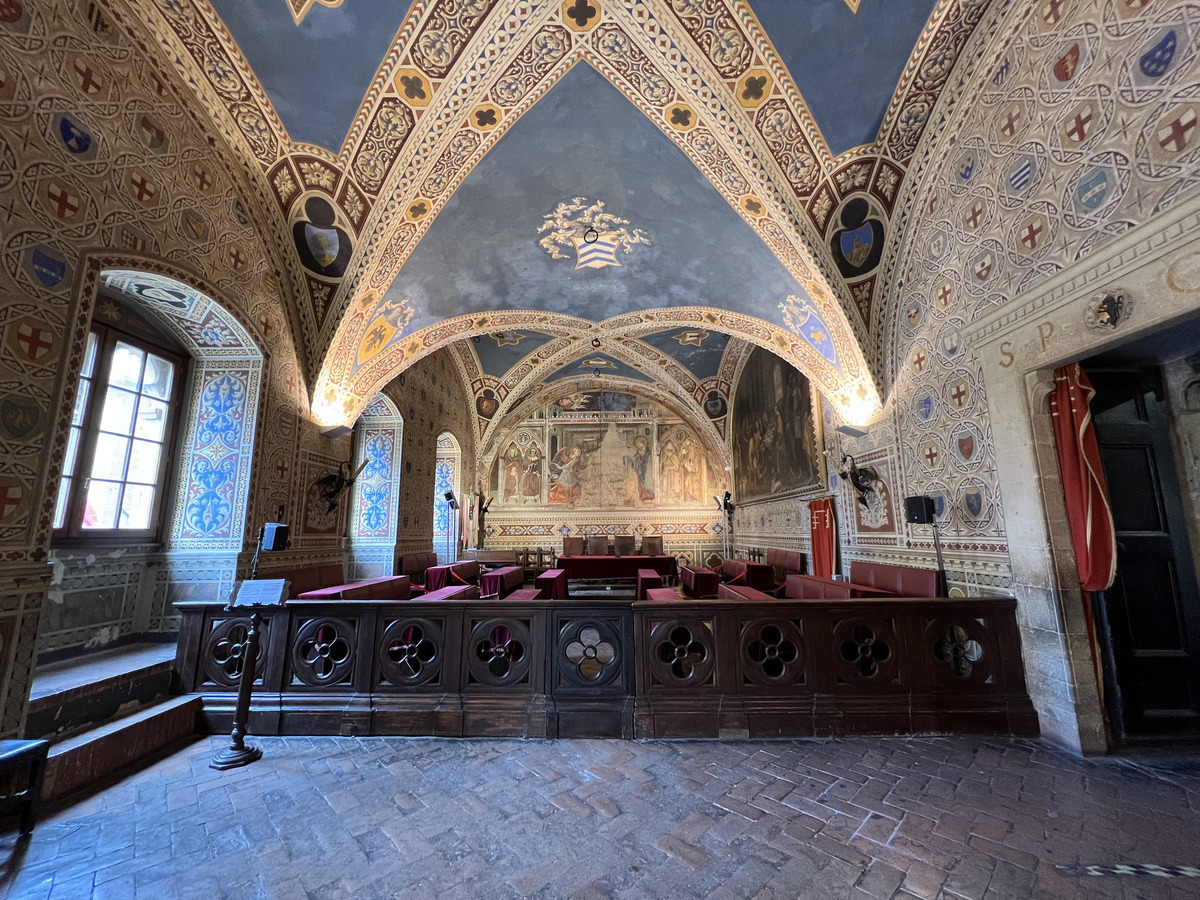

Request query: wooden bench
[
  {"left": 536, "top": 568, "right": 567, "bottom": 600},
  {"left": 297, "top": 575, "right": 411, "bottom": 600},
  {"left": 720, "top": 559, "right": 774, "bottom": 592},
  {"left": 680, "top": 564, "right": 719, "bottom": 598},
  {"left": 636, "top": 568, "right": 663, "bottom": 602},
  {"left": 505, "top": 588, "right": 544, "bottom": 601},
  {"left": 481, "top": 565, "right": 524, "bottom": 598},
  {"left": 644, "top": 587, "right": 682, "bottom": 602},
  {"left": 0, "top": 739, "right": 49, "bottom": 835},
  {"left": 717, "top": 583, "right": 775, "bottom": 601},
  {"left": 418, "top": 584, "right": 479, "bottom": 602}
]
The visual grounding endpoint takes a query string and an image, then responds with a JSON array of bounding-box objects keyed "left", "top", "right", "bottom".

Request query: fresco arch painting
[
  {"left": 487, "top": 390, "right": 723, "bottom": 511},
  {"left": 732, "top": 347, "right": 822, "bottom": 503}
]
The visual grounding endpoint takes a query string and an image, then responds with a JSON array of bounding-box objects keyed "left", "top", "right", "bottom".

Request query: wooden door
[{"left": 1089, "top": 367, "right": 1200, "bottom": 738}]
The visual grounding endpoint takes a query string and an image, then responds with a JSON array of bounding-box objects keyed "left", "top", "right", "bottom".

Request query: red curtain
[
  {"left": 810, "top": 497, "right": 836, "bottom": 578},
  {"left": 1049, "top": 363, "right": 1117, "bottom": 592},
  {"left": 1050, "top": 364, "right": 1117, "bottom": 707}
]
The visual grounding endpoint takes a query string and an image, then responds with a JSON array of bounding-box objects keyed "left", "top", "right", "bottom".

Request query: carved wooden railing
[{"left": 175, "top": 596, "right": 1037, "bottom": 739}]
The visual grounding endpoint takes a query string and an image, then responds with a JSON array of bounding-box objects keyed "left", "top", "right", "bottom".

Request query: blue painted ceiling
[
  {"left": 384, "top": 64, "right": 813, "bottom": 335},
  {"left": 472, "top": 330, "right": 555, "bottom": 378},
  {"left": 545, "top": 352, "right": 652, "bottom": 383},
  {"left": 747, "top": 0, "right": 938, "bottom": 155},
  {"left": 208, "top": 0, "right": 404, "bottom": 151},
  {"left": 640, "top": 329, "right": 730, "bottom": 381}
]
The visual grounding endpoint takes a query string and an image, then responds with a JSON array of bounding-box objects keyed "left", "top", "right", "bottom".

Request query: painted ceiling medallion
[
  {"left": 393, "top": 68, "right": 433, "bottom": 109},
  {"left": 673, "top": 330, "right": 709, "bottom": 347},
  {"left": 562, "top": 0, "right": 601, "bottom": 32},
  {"left": 491, "top": 331, "right": 525, "bottom": 346},
  {"left": 538, "top": 197, "right": 650, "bottom": 271},
  {"left": 286, "top": 0, "right": 343, "bottom": 25}
]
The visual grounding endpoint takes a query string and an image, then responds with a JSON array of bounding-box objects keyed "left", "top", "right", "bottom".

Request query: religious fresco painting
[
  {"left": 489, "top": 393, "right": 718, "bottom": 511},
  {"left": 732, "top": 348, "right": 821, "bottom": 503}
]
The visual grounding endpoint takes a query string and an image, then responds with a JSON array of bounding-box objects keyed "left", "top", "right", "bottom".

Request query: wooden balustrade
[{"left": 175, "top": 596, "right": 1037, "bottom": 740}]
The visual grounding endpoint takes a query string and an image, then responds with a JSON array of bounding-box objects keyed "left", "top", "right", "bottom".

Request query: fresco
[
  {"left": 732, "top": 348, "right": 821, "bottom": 503},
  {"left": 489, "top": 393, "right": 718, "bottom": 510}
]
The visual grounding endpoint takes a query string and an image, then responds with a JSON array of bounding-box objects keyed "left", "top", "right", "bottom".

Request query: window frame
[{"left": 52, "top": 320, "right": 188, "bottom": 546}]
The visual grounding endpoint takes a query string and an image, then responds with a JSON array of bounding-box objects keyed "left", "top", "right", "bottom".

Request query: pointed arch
[{"left": 314, "top": 307, "right": 882, "bottom": 433}]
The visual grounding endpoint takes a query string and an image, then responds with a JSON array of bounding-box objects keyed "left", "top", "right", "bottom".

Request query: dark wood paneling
[{"left": 176, "top": 596, "right": 1037, "bottom": 740}]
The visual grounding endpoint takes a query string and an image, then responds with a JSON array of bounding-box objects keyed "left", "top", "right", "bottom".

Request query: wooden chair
[{"left": 0, "top": 740, "right": 49, "bottom": 835}]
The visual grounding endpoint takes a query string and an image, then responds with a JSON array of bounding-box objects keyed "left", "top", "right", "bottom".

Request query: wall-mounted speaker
[
  {"left": 261, "top": 522, "right": 290, "bottom": 551},
  {"left": 904, "top": 496, "right": 935, "bottom": 525}
]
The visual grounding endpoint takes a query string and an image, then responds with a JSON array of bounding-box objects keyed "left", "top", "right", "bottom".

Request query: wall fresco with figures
[
  {"left": 487, "top": 392, "right": 724, "bottom": 513},
  {"left": 731, "top": 347, "right": 823, "bottom": 503}
]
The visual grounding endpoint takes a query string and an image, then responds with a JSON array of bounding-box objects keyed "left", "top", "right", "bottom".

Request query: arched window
[
  {"left": 53, "top": 300, "right": 186, "bottom": 541},
  {"left": 433, "top": 432, "right": 461, "bottom": 561}
]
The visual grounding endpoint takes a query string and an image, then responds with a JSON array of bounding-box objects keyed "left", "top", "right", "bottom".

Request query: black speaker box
[
  {"left": 261, "top": 522, "right": 290, "bottom": 551},
  {"left": 904, "top": 496, "right": 935, "bottom": 525}
]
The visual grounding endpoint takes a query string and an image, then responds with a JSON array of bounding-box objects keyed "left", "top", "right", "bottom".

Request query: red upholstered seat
[
  {"left": 536, "top": 569, "right": 567, "bottom": 599},
  {"left": 481, "top": 565, "right": 524, "bottom": 598},
  {"left": 636, "top": 568, "right": 663, "bottom": 602},
  {"left": 720, "top": 559, "right": 774, "bottom": 592},
  {"left": 717, "top": 583, "right": 774, "bottom": 601},
  {"left": 849, "top": 562, "right": 939, "bottom": 597},
  {"left": 295, "top": 575, "right": 411, "bottom": 600},
  {"left": 783, "top": 574, "right": 853, "bottom": 600},
  {"left": 644, "top": 587, "right": 682, "bottom": 602},
  {"left": 419, "top": 584, "right": 479, "bottom": 601},
  {"left": 680, "top": 565, "right": 719, "bottom": 598},
  {"left": 765, "top": 549, "right": 806, "bottom": 582},
  {"left": 505, "top": 588, "right": 543, "bottom": 601}
]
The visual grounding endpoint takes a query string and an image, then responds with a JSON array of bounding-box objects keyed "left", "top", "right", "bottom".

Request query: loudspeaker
[
  {"left": 261, "top": 522, "right": 290, "bottom": 551},
  {"left": 904, "top": 496, "right": 935, "bottom": 525}
]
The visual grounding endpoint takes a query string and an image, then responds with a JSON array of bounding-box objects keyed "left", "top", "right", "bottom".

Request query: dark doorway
[{"left": 1084, "top": 353, "right": 1200, "bottom": 741}]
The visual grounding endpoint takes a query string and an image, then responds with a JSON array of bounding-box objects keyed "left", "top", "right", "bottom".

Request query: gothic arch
[{"left": 314, "top": 307, "right": 882, "bottom": 433}]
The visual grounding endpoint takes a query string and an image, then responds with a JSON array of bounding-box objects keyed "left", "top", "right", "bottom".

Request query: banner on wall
[
  {"left": 1049, "top": 363, "right": 1117, "bottom": 708},
  {"left": 809, "top": 497, "right": 836, "bottom": 578}
]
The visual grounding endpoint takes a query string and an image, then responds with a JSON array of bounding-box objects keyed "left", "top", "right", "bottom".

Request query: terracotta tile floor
[{"left": 3, "top": 735, "right": 1199, "bottom": 899}]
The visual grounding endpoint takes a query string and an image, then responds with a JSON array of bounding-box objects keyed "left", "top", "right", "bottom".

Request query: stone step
[
  {"left": 43, "top": 695, "right": 200, "bottom": 800},
  {"left": 27, "top": 643, "right": 177, "bottom": 742}
]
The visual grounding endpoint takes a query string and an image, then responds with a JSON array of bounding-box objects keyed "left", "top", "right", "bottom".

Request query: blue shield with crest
[
  {"left": 30, "top": 247, "right": 66, "bottom": 287},
  {"left": 964, "top": 488, "right": 984, "bottom": 518},
  {"left": 57, "top": 115, "right": 92, "bottom": 155},
  {"left": 1140, "top": 30, "right": 1176, "bottom": 79},
  {"left": 1076, "top": 168, "right": 1109, "bottom": 210}
]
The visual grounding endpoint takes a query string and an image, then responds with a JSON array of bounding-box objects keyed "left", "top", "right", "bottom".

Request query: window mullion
[{"left": 65, "top": 328, "right": 116, "bottom": 537}]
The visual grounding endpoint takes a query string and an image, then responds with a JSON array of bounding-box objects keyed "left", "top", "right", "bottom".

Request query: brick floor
[{"left": 2, "top": 735, "right": 1199, "bottom": 899}]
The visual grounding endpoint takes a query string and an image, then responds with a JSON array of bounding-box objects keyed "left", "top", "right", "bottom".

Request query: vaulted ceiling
[{"left": 141, "top": 0, "right": 984, "bottom": 426}]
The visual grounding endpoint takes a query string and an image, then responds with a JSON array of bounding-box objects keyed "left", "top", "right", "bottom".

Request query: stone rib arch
[
  {"left": 317, "top": 308, "right": 878, "bottom": 460},
  {"left": 475, "top": 334, "right": 718, "bottom": 456}
]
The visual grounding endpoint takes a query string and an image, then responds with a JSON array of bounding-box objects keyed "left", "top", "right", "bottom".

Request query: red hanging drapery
[
  {"left": 810, "top": 497, "right": 836, "bottom": 578},
  {"left": 1049, "top": 363, "right": 1116, "bottom": 706},
  {"left": 1049, "top": 363, "right": 1117, "bottom": 592}
]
